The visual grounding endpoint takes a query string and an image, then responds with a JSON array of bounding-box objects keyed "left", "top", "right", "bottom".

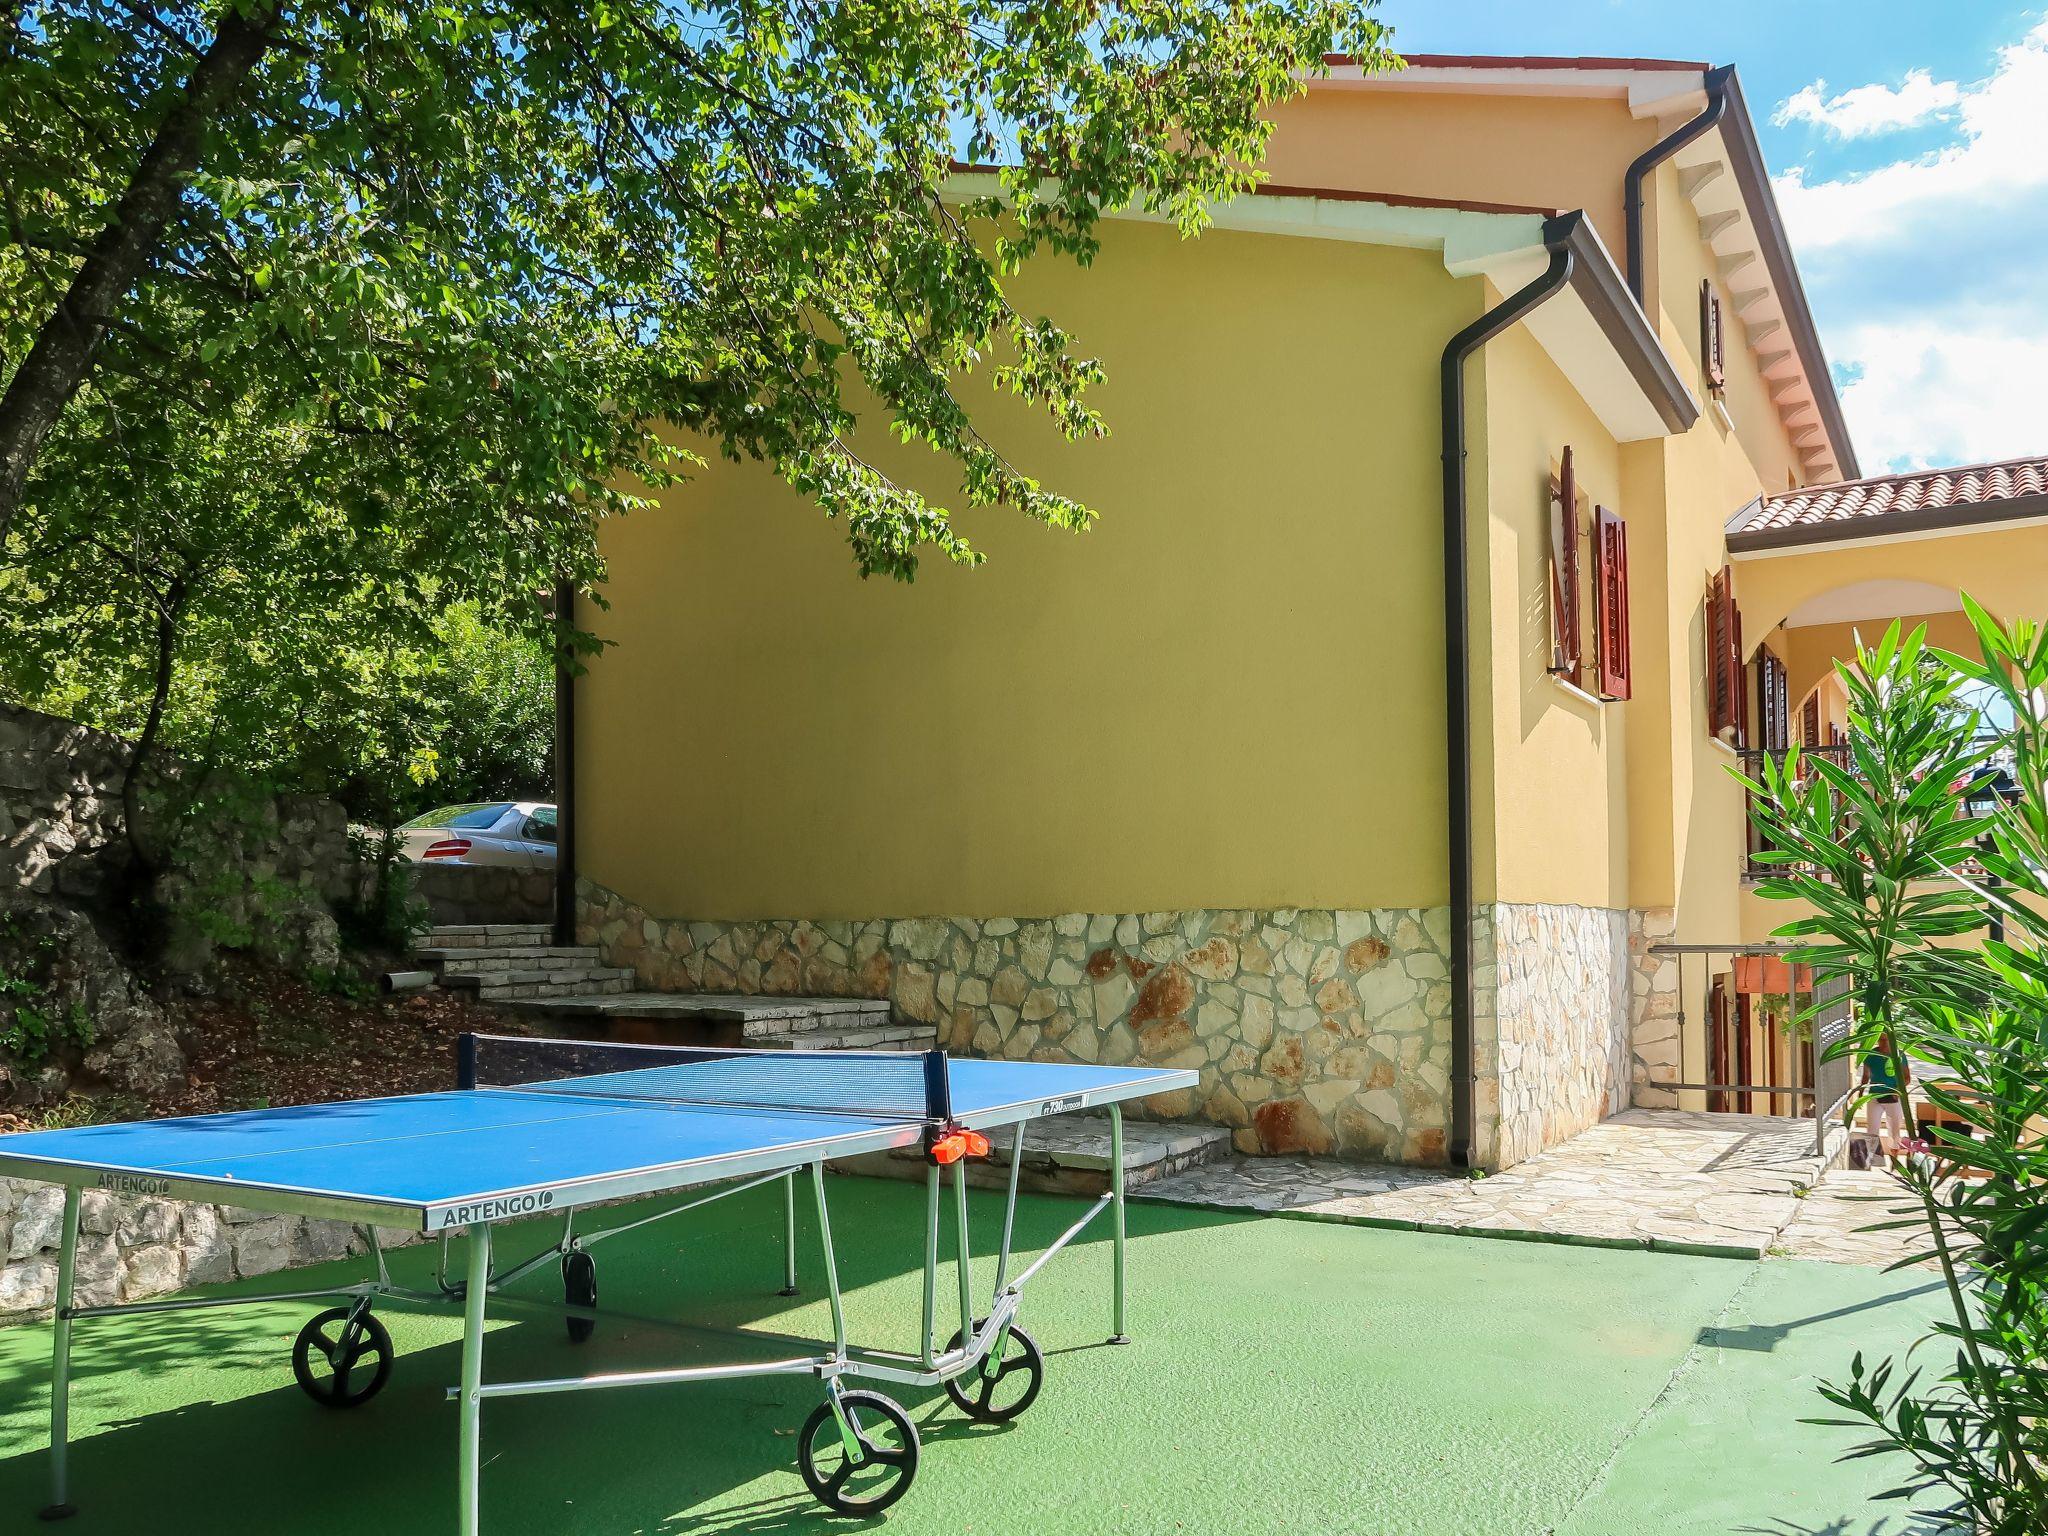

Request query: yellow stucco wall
[
  {"left": 579, "top": 223, "right": 1481, "bottom": 921},
  {"left": 1478, "top": 323, "right": 1630, "bottom": 909},
  {"left": 1735, "top": 525, "right": 2048, "bottom": 643},
  {"left": 1770, "top": 609, "right": 1978, "bottom": 713},
  {"left": 1263, "top": 88, "right": 1652, "bottom": 257},
  {"left": 1633, "top": 158, "right": 1813, "bottom": 957}
]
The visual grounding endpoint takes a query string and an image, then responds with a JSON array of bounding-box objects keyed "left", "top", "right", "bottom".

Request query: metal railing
[{"left": 1646, "top": 942, "right": 1853, "bottom": 1157}]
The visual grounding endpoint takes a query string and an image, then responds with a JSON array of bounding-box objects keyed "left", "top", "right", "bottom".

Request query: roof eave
[
  {"left": 1548, "top": 212, "right": 1700, "bottom": 435},
  {"left": 1727, "top": 491, "right": 2048, "bottom": 554},
  {"left": 1712, "top": 70, "right": 1861, "bottom": 480}
]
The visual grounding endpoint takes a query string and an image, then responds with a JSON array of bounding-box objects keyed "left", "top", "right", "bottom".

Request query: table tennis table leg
[
  {"left": 1109, "top": 1104, "right": 1129, "bottom": 1345},
  {"left": 457, "top": 1223, "right": 492, "bottom": 1536},
  {"left": 920, "top": 1163, "right": 940, "bottom": 1367},
  {"left": 809, "top": 1163, "right": 847, "bottom": 1358},
  {"left": 779, "top": 1172, "right": 799, "bottom": 1296},
  {"left": 952, "top": 1158, "right": 974, "bottom": 1343},
  {"left": 40, "top": 1185, "right": 81, "bottom": 1522}
]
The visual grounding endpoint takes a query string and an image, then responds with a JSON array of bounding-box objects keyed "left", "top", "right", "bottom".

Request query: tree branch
[{"left": 0, "top": 0, "right": 284, "bottom": 543}]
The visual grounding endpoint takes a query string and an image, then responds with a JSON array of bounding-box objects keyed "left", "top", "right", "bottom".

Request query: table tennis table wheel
[
  {"left": 291, "top": 1307, "right": 393, "bottom": 1409},
  {"left": 797, "top": 1390, "right": 919, "bottom": 1515},
  {"left": 942, "top": 1320, "right": 1045, "bottom": 1423},
  {"left": 562, "top": 1250, "right": 598, "bottom": 1343}
]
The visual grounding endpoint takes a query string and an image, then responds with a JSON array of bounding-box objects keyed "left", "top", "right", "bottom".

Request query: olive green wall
[{"left": 579, "top": 223, "right": 1481, "bottom": 921}]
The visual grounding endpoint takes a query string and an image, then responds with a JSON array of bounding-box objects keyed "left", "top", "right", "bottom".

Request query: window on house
[
  {"left": 1707, "top": 566, "right": 1746, "bottom": 745},
  {"left": 1701, "top": 279, "right": 1727, "bottom": 395},
  {"left": 1548, "top": 448, "right": 1583, "bottom": 683},
  {"left": 1801, "top": 691, "right": 1821, "bottom": 748},
  {"left": 1593, "top": 506, "right": 1631, "bottom": 700}
]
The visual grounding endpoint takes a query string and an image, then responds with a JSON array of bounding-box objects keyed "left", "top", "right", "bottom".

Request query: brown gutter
[
  {"left": 1623, "top": 66, "right": 1732, "bottom": 303},
  {"left": 1440, "top": 213, "right": 1579, "bottom": 1170},
  {"left": 552, "top": 578, "right": 579, "bottom": 946}
]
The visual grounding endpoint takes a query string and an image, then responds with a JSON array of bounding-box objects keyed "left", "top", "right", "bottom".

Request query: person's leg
[{"left": 1875, "top": 1098, "right": 1906, "bottom": 1157}]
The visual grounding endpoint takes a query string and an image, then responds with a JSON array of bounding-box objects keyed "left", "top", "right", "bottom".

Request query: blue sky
[{"left": 1374, "top": 1, "right": 2048, "bottom": 476}]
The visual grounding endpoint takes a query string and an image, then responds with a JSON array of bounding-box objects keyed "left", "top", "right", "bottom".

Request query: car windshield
[{"left": 403, "top": 803, "right": 513, "bottom": 831}]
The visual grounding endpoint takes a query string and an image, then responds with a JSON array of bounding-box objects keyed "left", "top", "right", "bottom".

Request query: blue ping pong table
[{"left": 0, "top": 1033, "right": 1196, "bottom": 1531}]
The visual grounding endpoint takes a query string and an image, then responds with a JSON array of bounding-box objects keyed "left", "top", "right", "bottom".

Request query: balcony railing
[{"left": 1645, "top": 942, "right": 1854, "bottom": 1157}]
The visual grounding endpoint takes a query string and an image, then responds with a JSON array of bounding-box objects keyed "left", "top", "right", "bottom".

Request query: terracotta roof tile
[{"left": 1735, "top": 454, "right": 2048, "bottom": 545}]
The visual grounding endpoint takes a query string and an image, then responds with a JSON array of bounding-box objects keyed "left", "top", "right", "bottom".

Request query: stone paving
[
  {"left": 1138, "top": 1107, "right": 1867, "bottom": 1261},
  {"left": 1773, "top": 1169, "right": 1944, "bottom": 1270}
]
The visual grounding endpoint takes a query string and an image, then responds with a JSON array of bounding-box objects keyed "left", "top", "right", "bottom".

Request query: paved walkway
[
  {"left": 1775, "top": 1169, "right": 1944, "bottom": 1269},
  {"left": 1137, "top": 1107, "right": 1929, "bottom": 1263}
]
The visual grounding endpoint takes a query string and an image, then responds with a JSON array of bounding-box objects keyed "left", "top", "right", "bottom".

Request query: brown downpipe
[
  {"left": 552, "top": 577, "right": 578, "bottom": 947},
  {"left": 1441, "top": 216, "right": 1579, "bottom": 1169},
  {"left": 1624, "top": 65, "right": 1733, "bottom": 303}
]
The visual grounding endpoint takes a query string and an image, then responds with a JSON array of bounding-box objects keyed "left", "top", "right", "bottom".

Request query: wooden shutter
[
  {"left": 1548, "top": 449, "right": 1582, "bottom": 681},
  {"left": 1801, "top": 691, "right": 1821, "bottom": 747},
  {"left": 1701, "top": 280, "right": 1726, "bottom": 393},
  {"left": 1756, "top": 649, "right": 1789, "bottom": 752},
  {"left": 1593, "top": 506, "right": 1631, "bottom": 700},
  {"left": 1707, "top": 566, "right": 1745, "bottom": 744}
]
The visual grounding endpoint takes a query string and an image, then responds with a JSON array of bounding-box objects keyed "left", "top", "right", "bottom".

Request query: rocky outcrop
[
  {"left": 0, "top": 700, "right": 364, "bottom": 983},
  {"left": 0, "top": 698, "right": 385, "bottom": 1119},
  {"left": 0, "top": 898, "right": 185, "bottom": 1108}
]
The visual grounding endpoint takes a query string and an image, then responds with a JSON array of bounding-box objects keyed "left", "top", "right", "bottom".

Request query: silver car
[{"left": 398, "top": 801, "right": 557, "bottom": 867}]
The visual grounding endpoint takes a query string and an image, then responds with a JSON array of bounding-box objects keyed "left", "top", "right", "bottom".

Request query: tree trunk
[
  {"left": 121, "top": 581, "right": 186, "bottom": 881},
  {"left": 0, "top": 1, "right": 283, "bottom": 543}
]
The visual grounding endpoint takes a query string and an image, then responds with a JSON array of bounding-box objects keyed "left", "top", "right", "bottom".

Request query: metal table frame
[{"left": 30, "top": 1102, "right": 1142, "bottom": 1534}]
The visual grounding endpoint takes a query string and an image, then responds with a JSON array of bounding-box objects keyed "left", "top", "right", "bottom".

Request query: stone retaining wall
[
  {"left": 0, "top": 1178, "right": 416, "bottom": 1323},
  {"left": 582, "top": 882, "right": 1640, "bottom": 1173},
  {"left": 408, "top": 861, "right": 554, "bottom": 927},
  {"left": 582, "top": 881, "right": 1456, "bottom": 1164}
]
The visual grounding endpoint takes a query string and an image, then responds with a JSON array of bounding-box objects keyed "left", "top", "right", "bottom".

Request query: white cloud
[
  {"left": 1832, "top": 320, "right": 2048, "bottom": 471},
  {"left": 1773, "top": 69, "right": 1962, "bottom": 138},
  {"left": 1772, "top": 19, "right": 2048, "bottom": 250}
]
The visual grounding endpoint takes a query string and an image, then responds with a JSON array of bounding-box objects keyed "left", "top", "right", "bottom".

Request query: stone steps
[
  {"left": 438, "top": 967, "right": 638, "bottom": 1002},
  {"left": 419, "top": 922, "right": 555, "bottom": 950},
  {"left": 494, "top": 991, "right": 928, "bottom": 1051},
  {"left": 416, "top": 944, "right": 602, "bottom": 966},
  {"left": 410, "top": 924, "right": 634, "bottom": 1001},
  {"left": 834, "top": 1114, "right": 1232, "bottom": 1196}
]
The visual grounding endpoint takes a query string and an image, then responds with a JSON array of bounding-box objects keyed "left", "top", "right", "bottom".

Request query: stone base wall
[
  {"left": 1627, "top": 908, "right": 1681, "bottom": 1109},
  {"left": 1, "top": 1180, "right": 418, "bottom": 1323},
  {"left": 582, "top": 882, "right": 1455, "bottom": 1164},
  {"left": 1475, "top": 904, "right": 1630, "bottom": 1170}
]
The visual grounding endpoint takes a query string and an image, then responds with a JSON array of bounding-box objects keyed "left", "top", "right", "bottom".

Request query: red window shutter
[
  {"left": 1593, "top": 506, "right": 1631, "bottom": 699},
  {"left": 1707, "top": 566, "right": 1746, "bottom": 743},
  {"left": 1549, "top": 448, "right": 1582, "bottom": 681},
  {"left": 1707, "top": 570, "right": 1732, "bottom": 735},
  {"left": 1701, "top": 280, "right": 1726, "bottom": 393}
]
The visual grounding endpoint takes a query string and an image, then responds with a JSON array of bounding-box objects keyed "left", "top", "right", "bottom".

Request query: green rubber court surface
[{"left": 0, "top": 1176, "right": 1944, "bottom": 1535}]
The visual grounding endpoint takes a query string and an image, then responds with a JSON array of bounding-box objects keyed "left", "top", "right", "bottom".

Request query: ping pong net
[{"left": 458, "top": 1033, "right": 953, "bottom": 1124}]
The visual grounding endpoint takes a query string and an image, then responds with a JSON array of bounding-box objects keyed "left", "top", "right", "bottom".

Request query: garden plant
[{"left": 1745, "top": 605, "right": 2048, "bottom": 1534}]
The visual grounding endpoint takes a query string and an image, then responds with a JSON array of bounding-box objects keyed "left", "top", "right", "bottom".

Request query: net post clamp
[{"left": 923, "top": 1125, "right": 990, "bottom": 1167}]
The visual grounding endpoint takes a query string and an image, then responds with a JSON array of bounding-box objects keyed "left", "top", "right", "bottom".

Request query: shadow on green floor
[{"left": 0, "top": 1176, "right": 1947, "bottom": 1536}]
